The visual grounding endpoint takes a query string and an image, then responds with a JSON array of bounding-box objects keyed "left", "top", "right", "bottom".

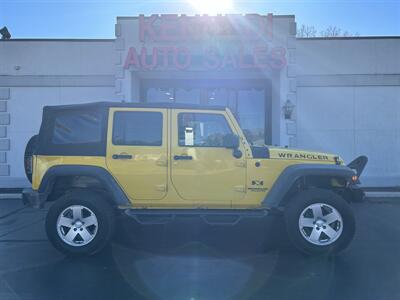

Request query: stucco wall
[
  {"left": 297, "top": 38, "right": 400, "bottom": 75},
  {"left": 296, "top": 38, "right": 400, "bottom": 186},
  {"left": 0, "top": 40, "right": 116, "bottom": 187},
  {"left": 1, "top": 31, "right": 399, "bottom": 188},
  {"left": 0, "top": 40, "right": 115, "bottom": 75}
]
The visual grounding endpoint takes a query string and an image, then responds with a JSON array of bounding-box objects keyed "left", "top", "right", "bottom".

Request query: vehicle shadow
[
  {"left": 1, "top": 215, "right": 347, "bottom": 300},
  {"left": 114, "top": 214, "right": 289, "bottom": 255},
  {"left": 109, "top": 215, "right": 342, "bottom": 300}
]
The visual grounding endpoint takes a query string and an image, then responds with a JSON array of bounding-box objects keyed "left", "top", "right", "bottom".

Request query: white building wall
[
  {"left": 296, "top": 38, "right": 400, "bottom": 186},
  {"left": 0, "top": 40, "right": 115, "bottom": 75},
  {"left": 0, "top": 40, "right": 116, "bottom": 187},
  {"left": 1, "top": 28, "right": 399, "bottom": 188},
  {"left": 297, "top": 38, "right": 400, "bottom": 75}
]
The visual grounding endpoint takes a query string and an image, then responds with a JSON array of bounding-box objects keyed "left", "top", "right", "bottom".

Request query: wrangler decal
[{"left": 277, "top": 152, "right": 329, "bottom": 160}]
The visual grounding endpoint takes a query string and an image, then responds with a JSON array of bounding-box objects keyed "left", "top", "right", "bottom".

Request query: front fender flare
[
  {"left": 38, "top": 165, "right": 131, "bottom": 207},
  {"left": 262, "top": 164, "right": 355, "bottom": 208}
]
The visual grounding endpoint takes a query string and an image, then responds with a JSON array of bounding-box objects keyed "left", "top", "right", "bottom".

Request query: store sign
[
  {"left": 138, "top": 14, "right": 273, "bottom": 41},
  {"left": 123, "top": 15, "right": 287, "bottom": 71}
]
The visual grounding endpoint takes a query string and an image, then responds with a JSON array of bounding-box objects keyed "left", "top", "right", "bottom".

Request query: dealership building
[{"left": 0, "top": 14, "right": 399, "bottom": 188}]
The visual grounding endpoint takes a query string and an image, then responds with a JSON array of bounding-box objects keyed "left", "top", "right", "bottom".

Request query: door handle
[
  {"left": 112, "top": 154, "right": 133, "bottom": 160},
  {"left": 173, "top": 155, "right": 193, "bottom": 161}
]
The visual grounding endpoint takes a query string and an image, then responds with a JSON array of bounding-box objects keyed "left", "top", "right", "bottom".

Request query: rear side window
[
  {"left": 112, "top": 111, "right": 163, "bottom": 146},
  {"left": 52, "top": 110, "right": 102, "bottom": 145}
]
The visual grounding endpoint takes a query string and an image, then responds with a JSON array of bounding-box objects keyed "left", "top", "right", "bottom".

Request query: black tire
[
  {"left": 24, "top": 135, "right": 38, "bottom": 183},
  {"left": 45, "top": 190, "right": 115, "bottom": 256},
  {"left": 284, "top": 188, "right": 355, "bottom": 256}
]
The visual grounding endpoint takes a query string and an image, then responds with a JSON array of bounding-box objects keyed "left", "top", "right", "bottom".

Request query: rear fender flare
[{"left": 39, "top": 165, "right": 130, "bottom": 207}]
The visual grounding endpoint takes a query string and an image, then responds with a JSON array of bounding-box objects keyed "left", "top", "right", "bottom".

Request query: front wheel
[
  {"left": 284, "top": 188, "right": 355, "bottom": 255},
  {"left": 45, "top": 190, "right": 115, "bottom": 256}
]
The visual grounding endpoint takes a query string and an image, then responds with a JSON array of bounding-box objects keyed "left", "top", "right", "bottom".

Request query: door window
[
  {"left": 178, "top": 113, "right": 232, "bottom": 147},
  {"left": 112, "top": 111, "right": 163, "bottom": 146}
]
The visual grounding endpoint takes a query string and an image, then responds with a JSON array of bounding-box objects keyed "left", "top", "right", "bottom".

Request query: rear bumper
[{"left": 22, "top": 188, "right": 46, "bottom": 209}]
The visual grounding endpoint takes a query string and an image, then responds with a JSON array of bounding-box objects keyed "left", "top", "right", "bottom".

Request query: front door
[
  {"left": 106, "top": 108, "right": 168, "bottom": 201},
  {"left": 170, "top": 109, "right": 247, "bottom": 206}
]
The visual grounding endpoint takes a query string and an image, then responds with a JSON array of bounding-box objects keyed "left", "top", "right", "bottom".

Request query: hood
[{"left": 267, "top": 146, "right": 343, "bottom": 164}]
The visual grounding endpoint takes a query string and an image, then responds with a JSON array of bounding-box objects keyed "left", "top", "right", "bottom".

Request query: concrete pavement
[{"left": 0, "top": 198, "right": 398, "bottom": 300}]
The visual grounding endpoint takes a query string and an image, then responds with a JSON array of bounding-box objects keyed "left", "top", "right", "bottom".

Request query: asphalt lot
[{"left": 0, "top": 197, "right": 399, "bottom": 300}]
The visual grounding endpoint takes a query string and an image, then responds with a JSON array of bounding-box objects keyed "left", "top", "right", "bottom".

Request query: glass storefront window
[
  {"left": 175, "top": 88, "right": 201, "bottom": 104},
  {"left": 206, "top": 88, "right": 266, "bottom": 145},
  {"left": 206, "top": 89, "right": 237, "bottom": 119},
  {"left": 146, "top": 88, "right": 174, "bottom": 102},
  {"left": 207, "top": 89, "right": 228, "bottom": 107},
  {"left": 142, "top": 82, "right": 269, "bottom": 145},
  {"left": 237, "top": 89, "right": 265, "bottom": 146}
]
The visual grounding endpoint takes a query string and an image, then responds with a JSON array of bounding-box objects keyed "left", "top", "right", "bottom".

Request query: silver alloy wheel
[
  {"left": 298, "top": 203, "right": 343, "bottom": 246},
  {"left": 56, "top": 205, "right": 98, "bottom": 247}
]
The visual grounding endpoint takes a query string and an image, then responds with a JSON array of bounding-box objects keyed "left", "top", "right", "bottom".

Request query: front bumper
[
  {"left": 348, "top": 184, "right": 365, "bottom": 202},
  {"left": 22, "top": 188, "right": 46, "bottom": 209},
  {"left": 346, "top": 155, "right": 368, "bottom": 202}
]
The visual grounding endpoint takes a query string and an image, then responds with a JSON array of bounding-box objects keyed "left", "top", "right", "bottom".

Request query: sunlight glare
[{"left": 189, "top": 0, "right": 233, "bottom": 14}]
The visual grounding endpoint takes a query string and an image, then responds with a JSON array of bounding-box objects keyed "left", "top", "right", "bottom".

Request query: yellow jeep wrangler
[{"left": 22, "top": 102, "right": 367, "bottom": 256}]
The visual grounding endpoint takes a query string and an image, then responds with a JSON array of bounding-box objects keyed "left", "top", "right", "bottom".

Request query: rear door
[
  {"left": 170, "top": 109, "right": 247, "bottom": 206},
  {"left": 106, "top": 108, "right": 168, "bottom": 201}
]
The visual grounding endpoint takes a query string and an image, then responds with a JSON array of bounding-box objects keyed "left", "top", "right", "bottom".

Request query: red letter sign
[{"left": 124, "top": 47, "right": 140, "bottom": 69}]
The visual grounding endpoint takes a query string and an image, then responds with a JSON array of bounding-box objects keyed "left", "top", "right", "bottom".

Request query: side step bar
[{"left": 124, "top": 209, "right": 273, "bottom": 226}]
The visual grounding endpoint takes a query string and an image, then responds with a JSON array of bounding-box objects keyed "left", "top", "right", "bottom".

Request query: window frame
[
  {"left": 177, "top": 112, "right": 234, "bottom": 148},
  {"left": 112, "top": 111, "right": 164, "bottom": 147}
]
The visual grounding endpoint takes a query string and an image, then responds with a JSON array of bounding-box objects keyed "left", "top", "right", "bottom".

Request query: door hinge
[
  {"left": 235, "top": 160, "right": 246, "bottom": 167},
  {"left": 155, "top": 184, "right": 167, "bottom": 192},
  {"left": 234, "top": 185, "right": 246, "bottom": 193}
]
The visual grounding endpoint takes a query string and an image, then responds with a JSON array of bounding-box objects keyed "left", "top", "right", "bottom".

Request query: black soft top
[
  {"left": 43, "top": 101, "right": 226, "bottom": 112},
  {"left": 37, "top": 101, "right": 227, "bottom": 157}
]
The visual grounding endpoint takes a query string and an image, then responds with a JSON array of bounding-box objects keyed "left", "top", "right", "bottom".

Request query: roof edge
[
  {"left": 0, "top": 38, "right": 115, "bottom": 42},
  {"left": 43, "top": 101, "right": 227, "bottom": 111},
  {"left": 297, "top": 36, "right": 400, "bottom": 40},
  {"left": 117, "top": 14, "right": 295, "bottom": 19}
]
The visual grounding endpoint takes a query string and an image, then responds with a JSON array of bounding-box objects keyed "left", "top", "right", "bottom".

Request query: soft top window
[
  {"left": 52, "top": 110, "right": 102, "bottom": 145},
  {"left": 37, "top": 105, "right": 107, "bottom": 156}
]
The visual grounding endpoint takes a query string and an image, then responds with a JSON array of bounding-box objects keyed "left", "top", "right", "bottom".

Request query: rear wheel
[
  {"left": 284, "top": 188, "right": 355, "bottom": 255},
  {"left": 45, "top": 190, "right": 115, "bottom": 256}
]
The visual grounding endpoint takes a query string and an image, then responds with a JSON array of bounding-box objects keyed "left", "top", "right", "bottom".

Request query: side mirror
[{"left": 223, "top": 134, "right": 240, "bottom": 149}]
